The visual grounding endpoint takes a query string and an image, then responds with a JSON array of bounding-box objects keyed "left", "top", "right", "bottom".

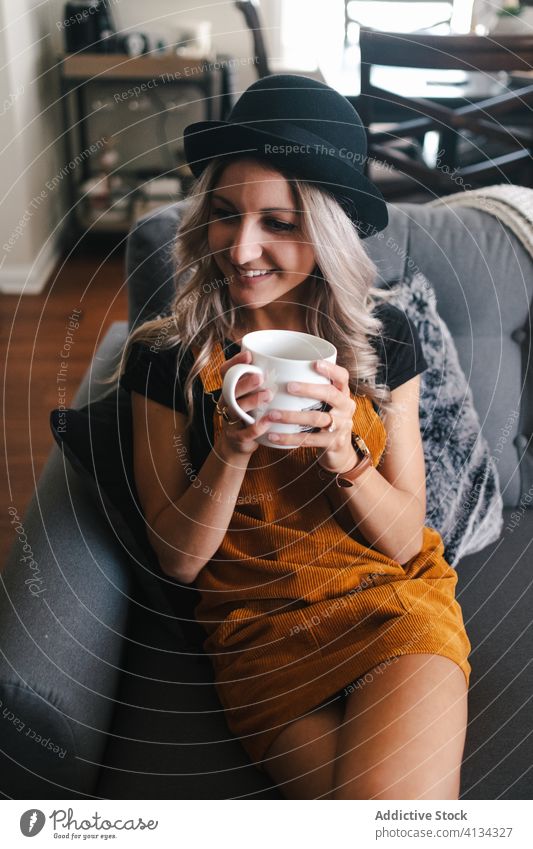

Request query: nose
[{"left": 227, "top": 216, "right": 264, "bottom": 267}]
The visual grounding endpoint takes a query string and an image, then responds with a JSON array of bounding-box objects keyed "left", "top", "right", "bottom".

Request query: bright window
[
  {"left": 280, "top": 0, "right": 346, "bottom": 70},
  {"left": 346, "top": 0, "right": 454, "bottom": 35},
  {"left": 280, "top": 0, "right": 476, "bottom": 69}
]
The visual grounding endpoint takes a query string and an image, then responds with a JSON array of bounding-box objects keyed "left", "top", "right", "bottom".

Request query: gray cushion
[{"left": 49, "top": 389, "right": 205, "bottom": 651}]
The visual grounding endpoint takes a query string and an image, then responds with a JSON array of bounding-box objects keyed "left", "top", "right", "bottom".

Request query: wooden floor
[{"left": 1, "top": 238, "right": 127, "bottom": 568}]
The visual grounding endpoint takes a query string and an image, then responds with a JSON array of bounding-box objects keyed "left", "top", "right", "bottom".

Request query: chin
[
  {"left": 230, "top": 282, "right": 275, "bottom": 301},
  {"left": 232, "top": 296, "right": 270, "bottom": 310}
]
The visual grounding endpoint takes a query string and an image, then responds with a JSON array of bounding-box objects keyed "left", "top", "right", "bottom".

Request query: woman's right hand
[{"left": 217, "top": 349, "right": 273, "bottom": 460}]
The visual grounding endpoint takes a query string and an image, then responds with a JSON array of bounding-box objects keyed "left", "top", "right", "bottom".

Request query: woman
[{"left": 115, "top": 74, "right": 471, "bottom": 800}]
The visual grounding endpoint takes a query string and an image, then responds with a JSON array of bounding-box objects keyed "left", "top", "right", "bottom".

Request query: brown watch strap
[
  {"left": 317, "top": 433, "right": 373, "bottom": 487},
  {"left": 335, "top": 450, "right": 373, "bottom": 487}
]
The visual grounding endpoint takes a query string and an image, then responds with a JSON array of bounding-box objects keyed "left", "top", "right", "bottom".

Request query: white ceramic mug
[{"left": 222, "top": 329, "right": 337, "bottom": 449}]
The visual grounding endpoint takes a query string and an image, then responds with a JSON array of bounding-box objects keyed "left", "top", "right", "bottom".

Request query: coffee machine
[{"left": 63, "top": 0, "right": 117, "bottom": 53}]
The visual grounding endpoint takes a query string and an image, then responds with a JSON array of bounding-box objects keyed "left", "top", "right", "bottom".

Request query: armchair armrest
[{"left": 0, "top": 323, "right": 131, "bottom": 797}]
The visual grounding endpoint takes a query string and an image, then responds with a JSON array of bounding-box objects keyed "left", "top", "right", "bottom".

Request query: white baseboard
[{"left": 0, "top": 239, "right": 62, "bottom": 295}]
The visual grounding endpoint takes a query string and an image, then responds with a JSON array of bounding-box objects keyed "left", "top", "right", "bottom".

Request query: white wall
[
  {"left": 0, "top": 0, "right": 66, "bottom": 293},
  {"left": 1, "top": 0, "right": 289, "bottom": 295}
]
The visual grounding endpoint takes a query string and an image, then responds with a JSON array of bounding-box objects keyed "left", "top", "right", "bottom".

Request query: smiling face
[{"left": 207, "top": 158, "right": 317, "bottom": 333}]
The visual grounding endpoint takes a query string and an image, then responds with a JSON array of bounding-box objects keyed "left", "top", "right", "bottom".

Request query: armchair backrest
[{"left": 125, "top": 198, "right": 533, "bottom": 507}]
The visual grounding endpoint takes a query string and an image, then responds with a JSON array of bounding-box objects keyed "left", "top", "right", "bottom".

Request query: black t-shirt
[
  {"left": 119, "top": 302, "right": 427, "bottom": 469},
  {"left": 372, "top": 301, "right": 429, "bottom": 392}
]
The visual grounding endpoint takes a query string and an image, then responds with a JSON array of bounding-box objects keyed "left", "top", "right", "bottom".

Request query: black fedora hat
[{"left": 183, "top": 73, "right": 388, "bottom": 238}]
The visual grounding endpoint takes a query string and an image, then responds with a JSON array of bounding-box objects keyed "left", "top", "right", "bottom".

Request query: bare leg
[
  {"left": 331, "top": 654, "right": 468, "bottom": 799},
  {"left": 262, "top": 695, "right": 344, "bottom": 799}
]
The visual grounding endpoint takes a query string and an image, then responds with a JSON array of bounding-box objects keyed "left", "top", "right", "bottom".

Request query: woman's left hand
[{"left": 266, "top": 360, "right": 358, "bottom": 475}]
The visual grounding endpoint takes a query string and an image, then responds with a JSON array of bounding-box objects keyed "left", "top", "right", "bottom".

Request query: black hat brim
[{"left": 183, "top": 121, "right": 388, "bottom": 237}]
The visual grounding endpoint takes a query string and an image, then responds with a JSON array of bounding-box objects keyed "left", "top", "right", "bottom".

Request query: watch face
[{"left": 352, "top": 433, "right": 370, "bottom": 457}]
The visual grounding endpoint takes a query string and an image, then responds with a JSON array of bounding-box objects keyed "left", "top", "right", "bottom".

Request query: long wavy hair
[{"left": 104, "top": 154, "right": 401, "bottom": 428}]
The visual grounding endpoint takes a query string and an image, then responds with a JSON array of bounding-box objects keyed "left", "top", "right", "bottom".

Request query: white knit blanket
[{"left": 429, "top": 184, "right": 533, "bottom": 262}]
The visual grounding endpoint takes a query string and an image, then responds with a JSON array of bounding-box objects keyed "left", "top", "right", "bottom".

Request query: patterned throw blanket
[
  {"left": 385, "top": 271, "right": 504, "bottom": 567},
  {"left": 429, "top": 184, "right": 533, "bottom": 262}
]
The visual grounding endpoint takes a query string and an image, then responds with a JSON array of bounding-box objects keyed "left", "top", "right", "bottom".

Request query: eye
[
  {"left": 211, "top": 207, "right": 233, "bottom": 219},
  {"left": 266, "top": 218, "right": 295, "bottom": 232},
  {"left": 211, "top": 208, "right": 295, "bottom": 232}
]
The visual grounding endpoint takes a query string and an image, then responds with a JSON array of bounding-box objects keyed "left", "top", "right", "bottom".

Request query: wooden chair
[
  {"left": 234, "top": 0, "right": 271, "bottom": 79},
  {"left": 358, "top": 28, "right": 533, "bottom": 194}
]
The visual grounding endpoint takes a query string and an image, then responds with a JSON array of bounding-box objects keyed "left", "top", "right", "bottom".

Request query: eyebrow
[{"left": 211, "top": 194, "right": 301, "bottom": 214}]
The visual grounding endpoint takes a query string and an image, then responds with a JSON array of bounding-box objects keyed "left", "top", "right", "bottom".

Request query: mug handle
[{"left": 222, "top": 363, "right": 264, "bottom": 426}]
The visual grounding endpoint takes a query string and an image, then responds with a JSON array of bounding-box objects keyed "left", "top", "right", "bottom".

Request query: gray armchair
[{"left": 1, "top": 196, "right": 532, "bottom": 799}]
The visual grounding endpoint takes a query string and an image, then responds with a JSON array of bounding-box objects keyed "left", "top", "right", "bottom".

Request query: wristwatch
[{"left": 318, "top": 433, "right": 373, "bottom": 487}]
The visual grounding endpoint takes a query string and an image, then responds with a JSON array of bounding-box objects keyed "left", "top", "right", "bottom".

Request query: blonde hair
[{"left": 103, "top": 154, "right": 401, "bottom": 428}]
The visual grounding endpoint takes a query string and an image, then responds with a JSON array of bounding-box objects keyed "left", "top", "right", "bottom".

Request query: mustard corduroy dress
[{"left": 192, "top": 342, "right": 472, "bottom": 772}]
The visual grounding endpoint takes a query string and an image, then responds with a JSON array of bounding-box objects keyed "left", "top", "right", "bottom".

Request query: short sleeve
[
  {"left": 119, "top": 340, "right": 189, "bottom": 412},
  {"left": 371, "top": 302, "right": 428, "bottom": 391}
]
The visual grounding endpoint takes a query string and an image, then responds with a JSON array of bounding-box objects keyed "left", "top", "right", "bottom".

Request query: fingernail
[
  {"left": 316, "top": 361, "right": 326, "bottom": 370},
  {"left": 288, "top": 382, "right": 300, "bottom": 391},
  {"left": 268, "top": 433, "right": 280, "bottom": 441},
  {"left": 269, "top": 410, "right": 281, "bottom": 419}
]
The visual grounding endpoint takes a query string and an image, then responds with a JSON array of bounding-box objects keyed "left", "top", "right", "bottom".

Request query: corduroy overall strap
[{"left": 191, "top": 342, "right": 226, "bottom": 395}]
